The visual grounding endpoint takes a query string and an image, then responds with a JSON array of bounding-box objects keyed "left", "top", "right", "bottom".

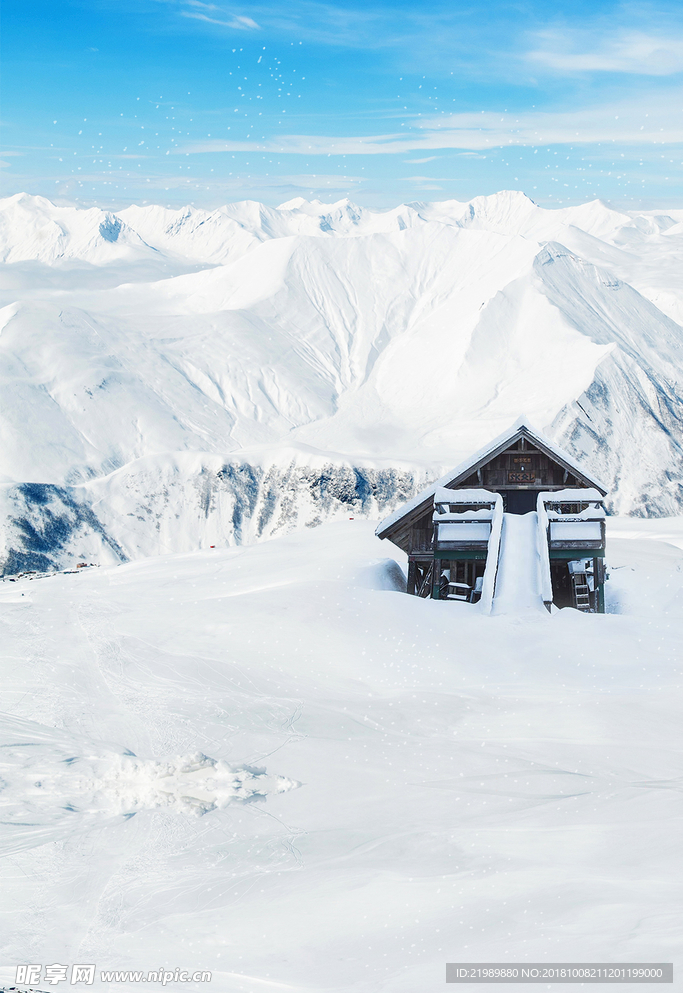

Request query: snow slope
[
  {"left": 1, "top": 190, "right": 683, "bottom": 572},
  {"left": 1, "top": 520, "right": 681, "bottom": 991},
  {"left": 491, "top": 512, "right": 545, "bottom": 615}
]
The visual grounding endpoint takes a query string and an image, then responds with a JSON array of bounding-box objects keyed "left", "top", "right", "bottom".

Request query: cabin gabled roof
[{"left": 375, "top": 418, "right": 607, "bottom": 542}]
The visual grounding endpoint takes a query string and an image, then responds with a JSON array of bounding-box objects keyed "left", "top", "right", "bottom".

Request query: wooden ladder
[{"left": 571, "top": 573, "right": 592, "bottom": 611}]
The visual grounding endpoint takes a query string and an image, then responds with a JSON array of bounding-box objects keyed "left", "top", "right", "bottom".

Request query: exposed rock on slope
[{"left": 0, "top": 454, "right": 426, "bottom": 575}]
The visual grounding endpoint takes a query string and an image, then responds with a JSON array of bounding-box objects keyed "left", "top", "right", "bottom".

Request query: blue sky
[{"left": 3, "top": 0, "right": 683, "bottom": 208}]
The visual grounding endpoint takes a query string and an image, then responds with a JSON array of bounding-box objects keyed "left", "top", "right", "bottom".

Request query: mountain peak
[{"left": 277, "top": 197, "right": 357, "bottom": 216}]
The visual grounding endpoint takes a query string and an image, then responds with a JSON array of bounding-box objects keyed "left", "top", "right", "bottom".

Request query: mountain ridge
[{"left": 1, "top": 189, "right": 682, "bottom": 573}]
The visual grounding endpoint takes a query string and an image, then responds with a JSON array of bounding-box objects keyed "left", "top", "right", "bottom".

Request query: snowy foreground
[{"left": 1, "top": 518, "right": 682, "bottom": 992}]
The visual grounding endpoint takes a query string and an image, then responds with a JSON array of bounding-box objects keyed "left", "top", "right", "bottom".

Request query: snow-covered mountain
[{"left": 1, "top": 189, "right": 682, "bottom": 573}]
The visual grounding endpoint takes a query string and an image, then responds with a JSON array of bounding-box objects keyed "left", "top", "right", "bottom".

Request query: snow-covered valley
[{"left": 1, "top": 191, "right": 683, "bottom": 574}]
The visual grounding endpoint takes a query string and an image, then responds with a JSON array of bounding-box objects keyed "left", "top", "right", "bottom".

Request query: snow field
[{"left": 1, "top": 519, "right": 682, "bottom": 992}]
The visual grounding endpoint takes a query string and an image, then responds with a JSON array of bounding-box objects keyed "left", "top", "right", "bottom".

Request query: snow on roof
[
  {"left": 375, "top": 418, "right": 607, "bottom": 539},
  {"left": 549, "top": 521, "right": 603, "bottom": 541},
  {"left": 433, "top": 487, "right": 500, "bottom": 504},
  {"left": 539, "top": 488, "right": 604, "bottom": 504}
]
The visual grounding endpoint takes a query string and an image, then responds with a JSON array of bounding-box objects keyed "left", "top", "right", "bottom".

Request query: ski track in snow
[{"left": 1, "top": 520, "right": 683, "bottom": 991}]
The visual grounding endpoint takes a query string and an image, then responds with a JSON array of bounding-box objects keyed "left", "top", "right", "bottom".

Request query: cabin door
[{"left": 504, "top": 490, "right": 537, "bottom": 514}]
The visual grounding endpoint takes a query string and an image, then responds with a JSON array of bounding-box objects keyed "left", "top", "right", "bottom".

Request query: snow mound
[
  {"left": 89, "top": 753, "right": 299, "bottom": 815},
  {"left": 0, "top": 713, "right": 299, "bottom": 857}
]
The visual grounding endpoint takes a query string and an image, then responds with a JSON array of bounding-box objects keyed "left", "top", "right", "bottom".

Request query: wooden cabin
[{"left": 376, "top": 421, "right": 608, "bottom": 613}]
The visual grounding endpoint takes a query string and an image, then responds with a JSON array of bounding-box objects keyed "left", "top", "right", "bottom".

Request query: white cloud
[
  {"left": 526, "top": 30, "right": 683, "bottom": 76},
  {"left": 403, "top": 175, "right": 454, "bottom": 182},
  {"left": 35, "top": 171, "right": 363, "bottom": 196},
  {"left": 257, "top": 173, "right": 363, "bottom": 189},
  {"left": 404, "top": 156, "right": 439, "bottom": 163},
  {"left": 232, "top": 13, "right": 259, "bottom": 28},
  {"left": 175, "top": 97, "right": 683, "bottom": 157},
  {"left": 181, "top": 10, "right": 259, "bottom": 29}
]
